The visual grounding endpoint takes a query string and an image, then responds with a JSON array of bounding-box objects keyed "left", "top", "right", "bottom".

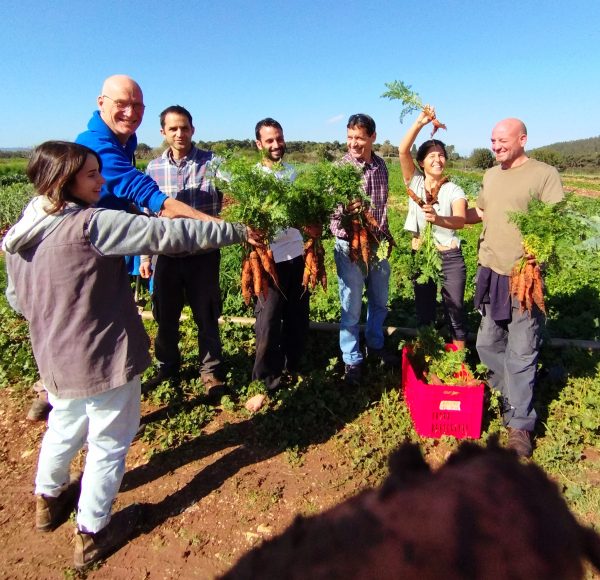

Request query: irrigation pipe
[{"left": 139, "top": 311, "right": 600, "bottom": 350}]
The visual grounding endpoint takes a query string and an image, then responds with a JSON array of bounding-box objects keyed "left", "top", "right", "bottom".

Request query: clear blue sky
[{"left": 1, "top": 0, "right": 598, "bottom": 155}]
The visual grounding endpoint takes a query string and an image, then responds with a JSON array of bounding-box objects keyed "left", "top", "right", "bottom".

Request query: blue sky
[{"left": 1, "top": 0, "right": 598, "bottom": 155}]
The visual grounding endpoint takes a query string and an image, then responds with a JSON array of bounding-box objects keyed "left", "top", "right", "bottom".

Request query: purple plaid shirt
[
  {"left": 145, "top": 146, "right": 221, "bottom": 216},
  {"left": 329, "top": 152, "right": 389, "bottom": 239}
]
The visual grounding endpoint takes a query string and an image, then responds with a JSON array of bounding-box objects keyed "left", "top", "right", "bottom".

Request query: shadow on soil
[{"left": 121, "top": 330, "right": 402, "bottom": 543}]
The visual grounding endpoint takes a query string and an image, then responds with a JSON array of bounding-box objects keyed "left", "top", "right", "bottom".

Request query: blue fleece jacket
[{"left": 75, "top": 111, "right": 167, "bottom": 213}]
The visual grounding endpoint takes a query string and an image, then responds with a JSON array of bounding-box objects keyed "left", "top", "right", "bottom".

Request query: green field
[{"left": 1, "top": 159, "right": 599, "bottom": 534}]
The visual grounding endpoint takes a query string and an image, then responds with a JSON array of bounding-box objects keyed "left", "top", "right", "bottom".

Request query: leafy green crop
[
  {"left": 0, "top": 181, "right": 34, "bottom": 232},
  {"left": 413, "top": 222, "right": 442, "bottom": 289},
  {"left": 407, "top": 326, "right": 483, "bottom": 385},
  {"left": 507, "top": 194, "right": 584, "bottom": 267},
  {"left": 286, "top": 162, "right": 356, "bottom": 231},
  {"left": 216, "top": 155, "right": 291, "bottom": 242},
  {"left": 381, "top": 80, "right": 424, "bottom": 123}
]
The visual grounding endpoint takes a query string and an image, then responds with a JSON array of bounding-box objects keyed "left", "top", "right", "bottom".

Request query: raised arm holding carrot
[{"left": 399, "top": 105, "right": 468, "bottom": 349}]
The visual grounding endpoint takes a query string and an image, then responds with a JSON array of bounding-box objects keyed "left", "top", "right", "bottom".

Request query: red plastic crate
[{"left": 401, "top": 346, "right": 484, "bottom": 439}]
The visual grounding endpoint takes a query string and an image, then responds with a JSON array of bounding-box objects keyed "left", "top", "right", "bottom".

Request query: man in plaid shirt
[
  {"left": 330, "top": 114, "right": 398, "bottom": 386},
  {"left": 142, "top": 105, "right": 226, "bottom": 400}
]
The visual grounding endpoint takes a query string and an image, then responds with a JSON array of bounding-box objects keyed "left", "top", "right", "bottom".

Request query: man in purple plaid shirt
[
  {"left": 330, "top": 114, "right": 398, "bottom": 386},
  {"left": 142, "top": 105, "right": 226, "bottom": 401}
]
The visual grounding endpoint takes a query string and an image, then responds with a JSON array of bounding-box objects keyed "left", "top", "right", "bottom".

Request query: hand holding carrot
[
  {"left": 345, "top": 199, "right": 363, "bottom": 215},
  {"left": 303, "top": 223, "right": 322, "bottom": 239},
  {"left": 524, "top": 251, "right": 538, "bottom": 267},
  {"left": 417, "top": 105, "right": 436, "bottom": 127},
  {"left": 422, "top": 204, "right": 439, "bottom": 224},
  {"left": 246, "top": 226, "right": 265, "bottom": 248}
]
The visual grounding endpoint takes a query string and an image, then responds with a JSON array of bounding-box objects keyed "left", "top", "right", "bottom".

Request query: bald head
[
  {"left": 100, "top": 75, "right": 143, "bottom": 100},
  {"left": 491, "top": 118, "right": 528, "bottom": 169},
  {"left": 97, "top": 75, "right": 145, "bottom": 144},
  {"left": 494, "top": 118, "right": 527, "bottom": 137}
]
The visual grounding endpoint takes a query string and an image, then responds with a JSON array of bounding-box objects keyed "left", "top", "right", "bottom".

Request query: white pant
[{"left": 35, "top": 376, "right": 141, "bottom": 533}]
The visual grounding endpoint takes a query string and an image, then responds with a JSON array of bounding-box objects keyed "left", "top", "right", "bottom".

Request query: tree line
[{"left": 4, "top": 135, "right": 600, "bottom": 172}]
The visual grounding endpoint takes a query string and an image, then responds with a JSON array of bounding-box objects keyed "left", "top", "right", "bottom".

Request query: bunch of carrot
[
  {"left": 510, "top": 259, "right": 545, "bottom": 315},
  {"left": 302, "top": 237, "right": 327, "bottom": 292},
  {"left": 241, "top": 246, "right": 280, "bottom": 306},
  {"left": 287, "top": 162, "right": 356, "bottom": 290},
  {"left": 507, "top": 195, "right": 582, "bottom": 316}
]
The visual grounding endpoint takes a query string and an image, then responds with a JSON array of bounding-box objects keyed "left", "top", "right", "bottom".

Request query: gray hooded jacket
[{"left": 3, "top": 197, "right": 246, "bottom": 399}]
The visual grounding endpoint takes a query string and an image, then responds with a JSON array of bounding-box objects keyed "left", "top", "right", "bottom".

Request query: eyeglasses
[{"left": 102, "top": 95, "right": 145, "bottom": 113}]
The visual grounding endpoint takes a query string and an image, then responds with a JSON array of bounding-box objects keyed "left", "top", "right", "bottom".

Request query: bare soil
[{"left": 0, "top": 386, "right": 405, "bottom": 579}]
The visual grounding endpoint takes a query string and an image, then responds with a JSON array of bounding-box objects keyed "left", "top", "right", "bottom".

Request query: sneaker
[
  {"left": 142, "top": 366, "right": 179, "bottom": 393},
  {"left": 27, "top": 397, "right": 52, "bottom": 422},
  {"left": 202, "top": 374, "right": 227, "bottom": 404},
  {"left": 344, "top": 364, "right": 362, "bottom": 387},
  {"left": 36, "top": 472, "right": 82, "bottom": 532},
  {"left": 366, "top": 346, "right": 400, "bottom": 368},
  {"left": 507, "top": 428, "right": 533, "bottom": 458},
  {"left": 73, "top": 506, "right": 139, "bottom": 570}
]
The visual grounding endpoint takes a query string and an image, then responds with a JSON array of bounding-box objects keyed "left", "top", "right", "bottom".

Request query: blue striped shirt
[{"left": 145, "top": 146, "right": 222, "bottom": 217}]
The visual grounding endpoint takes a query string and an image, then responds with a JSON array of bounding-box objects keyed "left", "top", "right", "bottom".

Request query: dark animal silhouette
[{"left": 222, "top": 440, "right": 600, "bottom": 579}]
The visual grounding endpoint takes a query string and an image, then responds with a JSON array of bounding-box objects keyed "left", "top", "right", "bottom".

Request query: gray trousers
[{"left": 476, "top": 300, "right": 543, "bottom": 431}]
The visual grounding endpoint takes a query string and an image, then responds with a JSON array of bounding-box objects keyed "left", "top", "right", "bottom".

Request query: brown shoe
[
  {"left": 202, "top": 374, "right": 227, "bottom": 404},
  {"left": 36, "top": 472, "right": 82, "bottom": 532},
  {"left": 27, "top": 397, "right": 52, "bottom": 422},
  {"left": 507, "top": 428, "right": 533, "bottom": 458},
  {"left": 73, "top": 506, "right": 139, "bottom": 570}
]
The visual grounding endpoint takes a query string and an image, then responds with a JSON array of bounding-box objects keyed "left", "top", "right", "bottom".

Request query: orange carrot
[
  {"left": 430, "top": 118, "right": 447, "bottom": 137},
  {"left": 510, "top": 261, "right": 546, "bottom": 315},
  {"left": 532, "top": 265, "right": 546, "bottom": 313},
  {"left": 303, "top": 248, "right": 314, "bottom": 289},
  {"left": 310, "top": 245, "right": 319, "bottom": 289},
  {"left": 256, "top": 246, "right": 279, "bottom": 286},
  {"left": 241, "top": 256, "right": 253, "bottom": 305},
  {"left": 249, "top": 250, "right": 262, "bottom": 297},
  {"left": 359, "top": 227, "right": 369, "bottom": 266},
  {"left": 407, "top": 187, "right": 425, "bottom": 208},
  {"left": 350, "top": 219, "right": 360, "bottom": 262}
]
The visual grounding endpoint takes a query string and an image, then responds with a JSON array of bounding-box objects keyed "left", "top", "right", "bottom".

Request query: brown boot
[
  {"left": 507, "top": 428, "right": 533, "bottom": 458},
  {"left": 36, "top": 472, "right": 82, "bottom": 532},
  {"left": 73, "top": 506, "right": 139, "bottom": 570}
]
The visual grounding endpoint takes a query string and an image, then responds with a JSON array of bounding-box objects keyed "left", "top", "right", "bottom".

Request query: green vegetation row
[{"left": 0, "top": 162, "right": 599, "bottom": 532}]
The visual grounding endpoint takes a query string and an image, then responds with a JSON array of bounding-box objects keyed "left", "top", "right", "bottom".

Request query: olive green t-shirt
[{"left": 476, "top": 158, "right": 564, "bottom": 275}]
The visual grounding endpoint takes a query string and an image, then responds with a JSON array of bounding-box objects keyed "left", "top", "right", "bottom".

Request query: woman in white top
[{"left": 398, "top": 106, "right": 468, "bottom": 349}]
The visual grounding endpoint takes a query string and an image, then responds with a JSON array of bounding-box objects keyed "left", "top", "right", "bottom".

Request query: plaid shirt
[
  {"left": 145, "top": 146, "right": 222, "bottom": 216},
  {"left": 329, "top": 152, "right": 389, "bottom": 239}
]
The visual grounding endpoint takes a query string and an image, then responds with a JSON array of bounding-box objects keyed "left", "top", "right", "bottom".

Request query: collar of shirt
[
  {"left": 342, "top": 151, "right": 384, "bottom": 171},
  {"left": 164, "top": 145, "right": 198, "bottom": 167}
]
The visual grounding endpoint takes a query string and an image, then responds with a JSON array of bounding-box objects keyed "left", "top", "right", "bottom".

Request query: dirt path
[{"left": 0, "top": 387, "right": 366, "bottom": 579}]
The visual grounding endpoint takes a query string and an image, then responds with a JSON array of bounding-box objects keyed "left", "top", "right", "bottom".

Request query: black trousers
[
  {"left": 252, "top": 255, "right": 310, "bottom": 389},
  {"left": 152, "top": 251, "right": 223, "bottom": 377},
  {"left": 414, "top": 247, "right": 467, "bottom": 341}
]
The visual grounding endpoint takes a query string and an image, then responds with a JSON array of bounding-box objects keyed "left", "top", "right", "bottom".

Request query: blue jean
[
  {"left": 334, "top": 239, "right": 391, "bottom": 366},
  {"left": 476, "top": 301, "right": 542, "bottom": 431},
  {"left": 35, "top": 377, "right": 141, "bottom": 533}
]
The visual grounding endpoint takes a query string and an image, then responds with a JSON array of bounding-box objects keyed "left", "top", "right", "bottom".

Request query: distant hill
[
  {"left": 531, "top": 136, "right": 600, "bottom": 156},
  {"left": 528, "top": 136, "right": 600, "bottom": 171}
]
